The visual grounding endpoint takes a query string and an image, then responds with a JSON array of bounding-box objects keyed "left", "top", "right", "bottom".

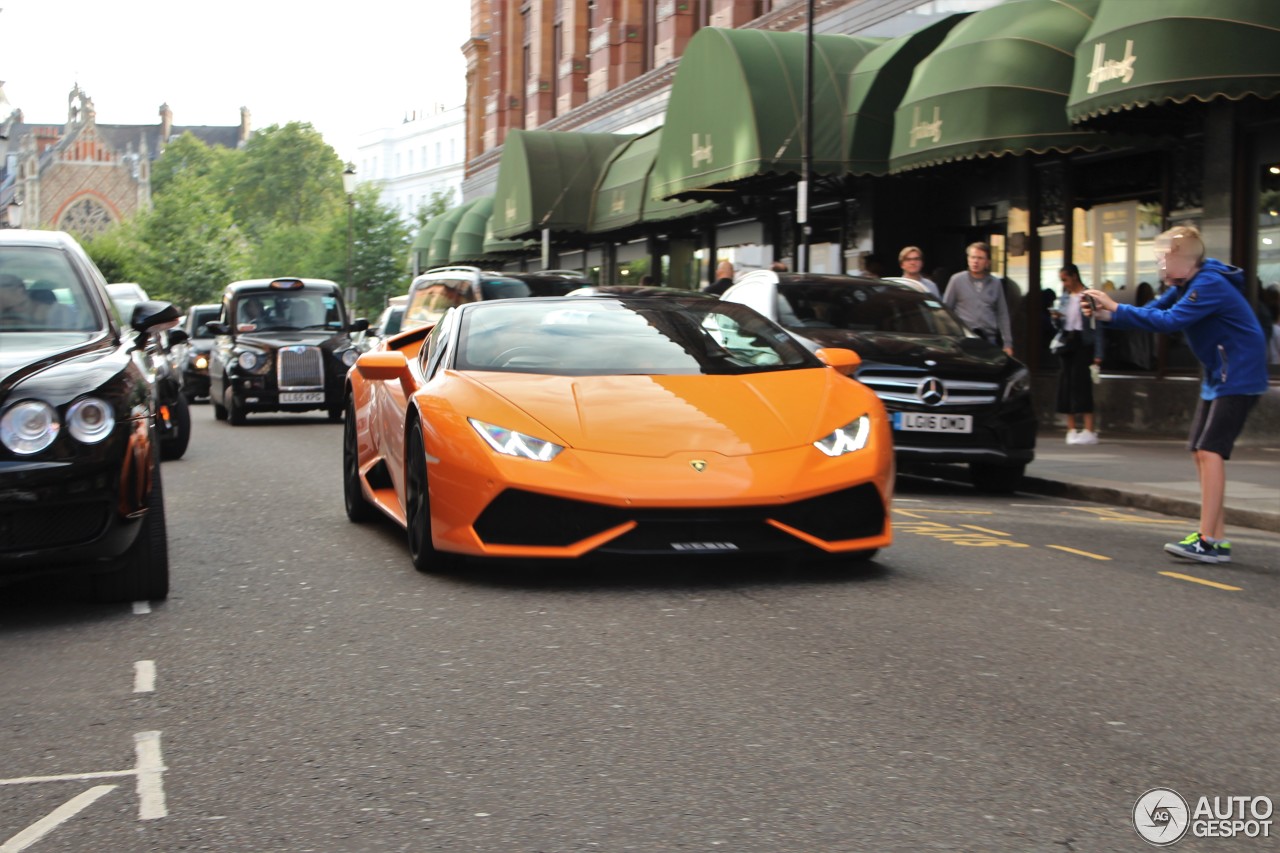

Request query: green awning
[
  {"left": 410, "top": 218, "right": 441, "bottom": 272},
  {"left": 489, "top": 129, "right": 634, "bottom": 239},
  {"left": 889, "top": 0, "right": 1118, "bottom": 173},
  {"left": 651, "top": 27, "right": 883, "bottom": 200},
  {"left": 427, "top": 199, "right": 482, "bottom": 268},
  {"left": 588, "top": 127, "right": 715, "bottom": 234},
  {"left": 448, "top": 196, "right": 500, "bottom": 264},
  {"left": 844, "top": 14, "right": 968, "bottom": 177},
  {"left": 1068, "top": 0, "right": 1280, "bottom": 124}
]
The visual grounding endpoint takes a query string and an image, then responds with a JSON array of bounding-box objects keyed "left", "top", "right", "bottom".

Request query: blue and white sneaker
[
  {"left": 1163, "top": 532, "right": 1220, "bottom": 564},
  {"left": 1214, "top": 540, "right": 1232, "bottom": 563}
]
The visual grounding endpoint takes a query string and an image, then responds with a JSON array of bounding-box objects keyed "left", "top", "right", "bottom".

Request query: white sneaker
[
  {"left": 1074, "top": 429, "right": 1099, "bottom": 445},
  {"left": 1065, "top": 431, "right": 1080, "bottom": 445}
]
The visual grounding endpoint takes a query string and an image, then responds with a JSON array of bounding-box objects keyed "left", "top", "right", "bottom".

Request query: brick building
[{"left": 0, "top": 85, "right": 250, "bottom": 234}]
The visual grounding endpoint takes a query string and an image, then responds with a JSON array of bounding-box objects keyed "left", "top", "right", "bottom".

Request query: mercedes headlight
[
  {"left": 1003, "top": 366, "right": 1031, "bottom": 400},
  {"left": 1, "top": 400, "right": 60, "bottom": 455},
  {"left": 469, "top": 418, "right": 563, "bottom": 461},
  {"left": 67, "top": 398, "right": 115, "bottom": 444},
  {"left": 814, "top": 414, "right": 872, "bottom": 457}
]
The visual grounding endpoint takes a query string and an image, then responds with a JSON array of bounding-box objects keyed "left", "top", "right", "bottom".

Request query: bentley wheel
[
  {"left": 91, "top": 455, "right": 170, "bottom": 603},
  {"left": 405, "top": 420, "right": 463, "bottom": 574},
  {"left": 343, "top": 400, "right": 377, "bottom": 523}
]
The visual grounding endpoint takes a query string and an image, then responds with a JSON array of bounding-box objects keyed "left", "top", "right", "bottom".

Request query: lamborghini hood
[{"left": 462, "top": 368, "right": 870, "bottom": 458}]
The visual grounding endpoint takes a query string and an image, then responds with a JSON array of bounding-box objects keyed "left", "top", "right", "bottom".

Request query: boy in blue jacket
[{"left": 1083, "top": 225, "right": 1268, "bottom": 564}]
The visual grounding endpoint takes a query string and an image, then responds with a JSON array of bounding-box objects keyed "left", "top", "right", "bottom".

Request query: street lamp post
[
  {"left": 3, "top": 198, "right": 22, "bottom": 229},
  {"left": 342, "top": 163, "right": 357, "bottom": 307}
]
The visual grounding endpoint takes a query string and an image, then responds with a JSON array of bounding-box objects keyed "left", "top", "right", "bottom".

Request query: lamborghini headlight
[
  {"left": 1, "top": 399, "right": 60, "bottom": 455},
  {"left": 813, "top": 414, "right": 872, "bottom": 456},
  {"left": 469, "top": 418, "right": 564, "bottom": 461}
]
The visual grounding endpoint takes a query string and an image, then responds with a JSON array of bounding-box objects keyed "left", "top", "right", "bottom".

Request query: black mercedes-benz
[
  {"left": 207, "top": 278, "right": 367, "bottom": 425},
  {"left": 0, "top": 229, "right": 176, "bottom": 601},
  {"left": 723, "top": 271, "right": 1036, "bottom": 492}
]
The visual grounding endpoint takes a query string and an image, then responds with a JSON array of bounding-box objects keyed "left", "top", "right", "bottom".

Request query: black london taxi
[
  {"left": 0, "top": 229, "right": 176, "bottom": 602},
  {"left": 207, "top": 278, "right": 368, "bottom": 425}
]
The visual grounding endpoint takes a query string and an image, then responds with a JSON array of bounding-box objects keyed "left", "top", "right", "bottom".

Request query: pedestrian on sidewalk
[
  {"left": 1051, "top": 264, "right": 1104, "bottom": 445},
  {"left": 1083, "top": 225, "right": 1268, "bottom": 564},
  {"left": 897, "top": 246, "right": 940, "bottom": 297},
  {"left": 944, "top": 242, "right": 1014, "bottom": 356}
]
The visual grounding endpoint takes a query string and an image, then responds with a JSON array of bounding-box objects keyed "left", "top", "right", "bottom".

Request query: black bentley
[
  {"left": 207, "top": 278, "right": 367, "bottom": 425},
  {"left": 0, "top": 229, "right": 176, "bottom": 601}
]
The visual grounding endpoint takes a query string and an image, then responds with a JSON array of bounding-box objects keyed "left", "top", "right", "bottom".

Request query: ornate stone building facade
[{"left": 0, "top": 85, "right": 250, "bottom": 234}]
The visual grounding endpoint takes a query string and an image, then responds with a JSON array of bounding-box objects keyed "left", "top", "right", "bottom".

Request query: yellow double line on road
[{"left": 893, "top": 507, "right": 1242, "bottom": 592}]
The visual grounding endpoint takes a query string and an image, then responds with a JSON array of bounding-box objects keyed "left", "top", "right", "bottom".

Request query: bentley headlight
[
  {"left": 814, "top": 414, "right": 872, "bottom": 457},
  {"left": 1, "top": 400, "right": 60, "bottom": 455},
  {"left": 67, "top": 398, "right": 115, "bottom": 444},
  {"left": 341, "top": 348, "right": 359, "bottom": 368},
  {"left": 469, "top": 418, "right": 563, "bottom": 461},
  {"left": 1003, "top": 366, "right": 1031, "bottom": 400}
]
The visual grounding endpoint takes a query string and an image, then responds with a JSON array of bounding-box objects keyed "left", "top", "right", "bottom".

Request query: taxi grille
[{"left": 277, "top": 346, "right": 324, "bottom": 390}]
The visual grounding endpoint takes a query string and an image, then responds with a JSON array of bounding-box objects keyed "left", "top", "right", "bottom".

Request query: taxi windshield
[{"left": 234, "top": 291, "right": 344, "bottom": 332}]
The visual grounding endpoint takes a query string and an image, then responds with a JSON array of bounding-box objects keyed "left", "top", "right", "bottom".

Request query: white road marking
[
  {"left": 134, "top": 731, "right": 168, "bottom": 820},
  {"left": 134, "top": 660, "right": 156, "bottom": 693},
  {"left": 0, "top": 785, "right": 117, "bottom": 852}
]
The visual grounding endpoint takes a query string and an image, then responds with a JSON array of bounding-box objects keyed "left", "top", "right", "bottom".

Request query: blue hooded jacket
[{"left": 1105, "top": 258, "right": 1268, "bottom": 399}]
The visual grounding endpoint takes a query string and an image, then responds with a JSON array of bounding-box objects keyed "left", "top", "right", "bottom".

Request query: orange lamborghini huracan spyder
[{"left": 343, "top": 295, "right": 894, "bottom": 571}]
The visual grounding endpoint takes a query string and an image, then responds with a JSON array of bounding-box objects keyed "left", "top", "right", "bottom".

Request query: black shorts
[{"left": 1187, "top": 395, "right": 1259, "bottom": 460}]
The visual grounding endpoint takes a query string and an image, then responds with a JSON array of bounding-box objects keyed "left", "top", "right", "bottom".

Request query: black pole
[{"left": 799, "top": 0, "right": 815, "bottom": 273}]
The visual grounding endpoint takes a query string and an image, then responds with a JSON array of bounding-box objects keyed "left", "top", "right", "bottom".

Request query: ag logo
[
  {"left": 690, "top": 460, "right": 707, "bottom": 473},
  {"left": 1133, "top": 787, "right": 1190, "bottom": 846}
]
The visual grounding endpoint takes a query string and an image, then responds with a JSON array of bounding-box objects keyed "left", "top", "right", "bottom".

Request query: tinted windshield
[
  {"left": 779, "top": 281, "right": 967, "bottom": 337},
  {"left": 234, "top": 291, "right": 345, "bottom": 332},
  {"left": 0, "top": 246, "right": 104, "bottom": 332},
  {"left": 189, "top": 307, "right": 221, "bottom": 337},
  {"left": 456, "top": 298, "right": 819, "bottom": 376}
]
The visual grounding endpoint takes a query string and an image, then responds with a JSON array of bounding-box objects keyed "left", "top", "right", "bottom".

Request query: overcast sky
[{"left": 1, "top": 0, "right": 470, "bottom": 161}]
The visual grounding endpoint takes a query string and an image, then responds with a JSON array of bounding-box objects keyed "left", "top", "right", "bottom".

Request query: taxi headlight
[
  {"left": 1, "top": 400, "right": 60, "bottom": 455},
  {"left": 237, "top": 350, "right": 266, "bottom": 372},
  {"left": 193, "top": 354, "right": 209, "bottom": 370},
  {"left": 67, "top": 398, "right": 115, "bottom": 444},
  {"left": 469, "top": 418, "right": 563, "bottom": 461},
  {"left": 814, "top": 414, "right": 872, "bottom": 456}
]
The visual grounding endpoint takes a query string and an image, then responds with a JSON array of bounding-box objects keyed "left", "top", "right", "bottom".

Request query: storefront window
[
  {"left": 1071, "top": 201, "right": 1162, "bottom": 297},
  {"left": 1259, "top": 163, "right": 1280, "bottom": 288}
]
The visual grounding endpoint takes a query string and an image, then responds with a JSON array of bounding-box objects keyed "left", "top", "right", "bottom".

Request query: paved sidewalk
[{"left": 1021, "top": 431, "right": 1280, "bottom": 533}]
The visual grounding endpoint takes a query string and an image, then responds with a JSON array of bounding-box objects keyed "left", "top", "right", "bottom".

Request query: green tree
[
  {"left": 228, "top": 122, "right": 344, "bottom": 234},
  {"left": 320, "top": 184, "right": 411, "bottom": 318},
  {"left": 151, "top": 133, "right": 235, "bottom": 197},
  {"left": 413, "top": 188, "right": 454, "bottom": 231},
  {"left": 84, "top": 218, "right": 147, "bottom": 284}
]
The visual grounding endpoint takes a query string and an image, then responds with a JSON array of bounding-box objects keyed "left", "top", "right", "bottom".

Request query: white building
[{"left": 354, "top": 104, "right": 465, "bottom": 223}]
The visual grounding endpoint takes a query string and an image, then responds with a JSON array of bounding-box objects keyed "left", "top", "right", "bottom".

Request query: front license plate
[
  {"left": 893, "top": 412, "right": 974, "bottom": 433},
  {"left": 280, "top": 391, "right": 324, "bottom": 404}
]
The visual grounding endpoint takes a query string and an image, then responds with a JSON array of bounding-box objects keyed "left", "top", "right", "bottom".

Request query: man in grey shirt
[{"left": 944, "top": 241, "right": 1013, "bottom": 356}]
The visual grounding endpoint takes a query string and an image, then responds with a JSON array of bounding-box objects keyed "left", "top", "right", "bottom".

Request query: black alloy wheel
[
  {"left": 405, "top": 420, "right": 463, "bottom": 574},
  {"left": 159, "top": 395, "right": 191, "bottom": 460},
  {"left": 343, "top": 400, "right": 377, "bottom": 523}
]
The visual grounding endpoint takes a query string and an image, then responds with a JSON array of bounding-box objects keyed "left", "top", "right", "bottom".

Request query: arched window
[{"left": 60, "top": 197, "right": 115, "bottom": 237}]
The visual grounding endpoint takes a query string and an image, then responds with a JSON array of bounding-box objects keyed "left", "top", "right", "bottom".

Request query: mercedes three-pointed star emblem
[{"left": 917, "top": 377, "right": 946, "bottom": 406}]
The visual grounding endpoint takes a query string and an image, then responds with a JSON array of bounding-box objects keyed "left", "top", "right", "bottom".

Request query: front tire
[
  {"left": 91, "top": 456, "right": 170, "bottom": 603},
  {"left": 228, "top": 391, "right": 247, "bottom": 426},
  {"left": 405, "top": 420, "right": 463, "bottom": 573},
  {"left": 343, "top": 400, "right": 377, "bottom": 523}
]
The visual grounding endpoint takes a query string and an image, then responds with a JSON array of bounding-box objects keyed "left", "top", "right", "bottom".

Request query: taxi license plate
[
  {"left": 893, "top": 412, "right": 973, "bottom": 433},
  {"left": 280, "top": 392, "right": 324, "bottom": 404}
]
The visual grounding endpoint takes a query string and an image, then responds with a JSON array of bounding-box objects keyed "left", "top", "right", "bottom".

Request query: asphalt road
[{"left": 2, "top": 403, "right": 1277, "bottom": 852}]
